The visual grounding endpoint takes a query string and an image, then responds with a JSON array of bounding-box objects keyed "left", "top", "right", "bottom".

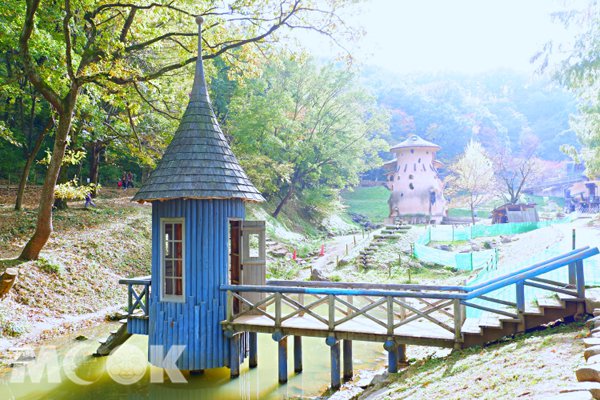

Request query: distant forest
[{"left": 364, "top": 68, "right": 578, "bottom": 164}]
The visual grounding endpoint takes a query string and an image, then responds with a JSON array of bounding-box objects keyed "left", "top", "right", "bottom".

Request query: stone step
[{"left": 577, "top": 364, "right": 600, "bottom": 383}]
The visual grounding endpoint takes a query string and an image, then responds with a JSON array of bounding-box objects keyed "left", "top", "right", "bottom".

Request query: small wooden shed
[
  {"left": 491, "top": 203, "right": 538, "bottom": 224},
  {"left": 131, "top": 16, "right": 265, "bottom": 372}
]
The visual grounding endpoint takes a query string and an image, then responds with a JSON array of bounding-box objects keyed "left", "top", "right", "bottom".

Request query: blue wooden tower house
[{"left": 126, "top": 16, "right": 265, "bottom": 372}]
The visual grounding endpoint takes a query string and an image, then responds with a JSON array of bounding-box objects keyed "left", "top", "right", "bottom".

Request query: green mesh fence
[
  {"left": 428, "top": 216, "right": 573, "bottom": 242},
  {"left": 414, "top": 216, "right": 575, "bottom": 272},
  {"left": 414, "top": 226, "right": 497, "bottom": 271}
]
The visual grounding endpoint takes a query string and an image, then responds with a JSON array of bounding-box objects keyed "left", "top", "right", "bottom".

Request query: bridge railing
[
  {"left": 221, "top": 247, "right": 598, "bottom": 343},
  {"left": 119, "top": 276, "right": 151, "bottom": 317}
]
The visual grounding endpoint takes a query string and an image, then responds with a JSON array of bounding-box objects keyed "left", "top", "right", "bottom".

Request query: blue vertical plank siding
[
  {"left": 127, "top": 317, "right": 149, "bottom": 335},
  {"left": 148, "top": 198, "right": 245, "bottom": 370}
]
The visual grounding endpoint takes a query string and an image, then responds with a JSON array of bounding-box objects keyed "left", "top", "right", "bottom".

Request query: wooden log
[
  {"left": 94, "top": 323, "right": 132, "bottom": 356},
  {"left": 343, "top": 340, "right": 353, "bottom": 381},
  {"left": 278, "top": 336, "right": 288, "bottom": 383},
  {"left": 294, "top": 335, "right": 302, "bottom": 373},
  {"left": 249, "top": 332, "right": 258, "bottom": 368},
  {"left": 0, "top": 268, "right": 17, "bottom": 298}
]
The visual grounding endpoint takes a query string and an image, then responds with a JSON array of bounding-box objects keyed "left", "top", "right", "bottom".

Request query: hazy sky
[{"left": 301, "top": 0, "right": 583, "bottom": 74}]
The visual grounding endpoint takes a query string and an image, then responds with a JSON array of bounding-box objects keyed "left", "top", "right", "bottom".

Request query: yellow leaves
[{"left": 55, "top": 179, "right": 100, "bottom": 201}]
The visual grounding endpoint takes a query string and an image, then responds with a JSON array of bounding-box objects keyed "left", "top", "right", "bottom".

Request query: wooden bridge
[{"left": 119, "top": 246, "right": 598, "bottom": 390}]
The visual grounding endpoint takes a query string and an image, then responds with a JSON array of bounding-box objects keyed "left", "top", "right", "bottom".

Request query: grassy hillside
[
  {"left": 341, "top": 186, "right": 390, "bottom": 222},
  {"left": 362, "top": 321, "right": 587, "bottom": 400},
  {"left": 0, "top": 189, "right": 151, "bottom": 343}
]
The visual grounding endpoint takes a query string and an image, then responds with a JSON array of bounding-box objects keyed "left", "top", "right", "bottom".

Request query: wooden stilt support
[
  {"left": 294, "top": 336, "right": 303, "bottom": 373},
  {"left": 397, "top": 344, "right": 407, "bottom": 366},
  {"left": 230, "top": 335, "right": 240, "bottom": 378},
  {"left": 384, "top": 340, "right": 398, "bottom": 373},
  {"left": 343, "top": 340, "right": 353, "bottom": 381},
  {"left": 278, "top": 336, "right": 288, "bottom": 383},
  {"left": 249, "top": 332, "right": 258, "bottom": 368},
  {"left": 327, "top": 337, "right": 341, "bottom": 390}
]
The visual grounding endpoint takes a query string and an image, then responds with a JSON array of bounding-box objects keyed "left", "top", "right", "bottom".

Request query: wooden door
[{"left": 240, "top": 221, "right": 266, "bottom": 311}]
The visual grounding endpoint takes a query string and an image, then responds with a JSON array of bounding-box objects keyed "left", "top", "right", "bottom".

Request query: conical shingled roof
[
  {"left": 133, "top": 17, "right": 264, "bottom": 203},
  {"left": 390, "top": 134, "right": 440, "bottom": 152}
]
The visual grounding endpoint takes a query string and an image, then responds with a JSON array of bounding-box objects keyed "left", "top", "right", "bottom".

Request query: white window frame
[{"left": 160, "top": 217, "right": 185, "bottom": 303}]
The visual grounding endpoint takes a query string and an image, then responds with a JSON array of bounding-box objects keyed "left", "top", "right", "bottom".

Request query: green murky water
[{"left": 0, "top": 324, "right": 387, "bottom": 399}]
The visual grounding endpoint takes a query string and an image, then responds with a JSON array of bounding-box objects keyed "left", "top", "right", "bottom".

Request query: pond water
[{"left": 0, "top": 323, "right": 389, "bottom": 400}]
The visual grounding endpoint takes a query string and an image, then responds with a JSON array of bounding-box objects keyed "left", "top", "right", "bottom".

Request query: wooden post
[
  {"left": 329, "top": 339, "right": 341, "bottom": 389},
  {"left": 249, "top": 332, "right": 258, "bottom": 368},
  {"left": 226, "top": 290, "right": 233, "bottom": 322},
  {"left": 453, "top": 299, "right": 462, "bottom": 349},
  {"left": 127, "top": 283, "right": 133, "bottom": 314},
  {"left": 567, "top": 228, "right": 577, "bottom": 286},
  {"left": 343, "top": 340, "right": 353, "bottom": 381},
  {"left": 294, "top": 336, "right": 303, "bottom": 373},
  {"left": 576, "top": 259, "right": 585, "bottom": 298},
  {"left": 0, "top": 268, "right": 18, "bottom": 298},
  {"left": 230, "top": 335, "right": 240, "bottom": 378},
  {"left": 387, "top": 296, "right": 394, "bottom": 335},
  {"left": 278, "top": 336, "right": 288, "bottom": 383},
  {"left": 345, "top": 244, "right": 348, "bottom": 256},
  {"left": 353, "top": 235, "right": 356, "bottom": 246},
  {"left": 275, "top": 292, "right": 282, "bottom": 329},
  {"left": 516, "top": 281, "right": 525, "bottom": 315},
  {"left": 568, "top": 262, "right": 577, "bottom": 287},
  {"left": 328, "top": 295, "right": 336, "bottom": 331}
]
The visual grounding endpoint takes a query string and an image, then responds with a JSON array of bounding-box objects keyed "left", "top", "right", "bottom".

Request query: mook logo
[{"left": 6, "top": 344, "right": 188, "bottom": 385}]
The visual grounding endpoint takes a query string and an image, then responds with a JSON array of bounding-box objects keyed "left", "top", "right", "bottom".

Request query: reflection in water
[{"left": 1, "top": 324, "right": 388, "bottom": 400}]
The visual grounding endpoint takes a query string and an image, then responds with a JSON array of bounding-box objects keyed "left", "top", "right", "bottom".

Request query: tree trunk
[
  {"left": 53, "top": 165, "right": 69, "bottom": 210},
  {"left": 20, "top": 103, "right": 74, "bottom": 261},
  {"left": 89, "top": 141, "right": 102, "bottom": 197},
  {"left": 15, "top": 119, "right": 52, "bottom": 211},
  {"left": 0, "top": 268, "right": 18, "bottom": 298},
  {"left": 470, "top": 198, "right": 476, "bottom": 225},
  {"left": 272, "top": 185, "right": 295, "bottom": 219}
]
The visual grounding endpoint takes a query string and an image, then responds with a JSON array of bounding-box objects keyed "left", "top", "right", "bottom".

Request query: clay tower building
[{"left": 383, "top": 134, "right": 447, "bottom": 224}]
